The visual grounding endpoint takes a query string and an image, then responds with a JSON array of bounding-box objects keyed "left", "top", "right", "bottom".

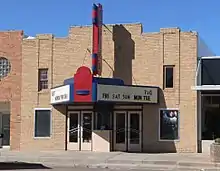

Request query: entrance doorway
[
  {"left": 113, "top": 111, "right": 142, "bottom": 152},
  {"left": 0, "top": 113, "right": 10, "bottom": 147},
  {"left": 67, "top": 111, "right": 93, "bottom": 151},
  {"left": 201, "top": 94, "right": 220, "bottom": 153},
  {"left": 202, "top": 95, "right": 220, "bottom": 140}
]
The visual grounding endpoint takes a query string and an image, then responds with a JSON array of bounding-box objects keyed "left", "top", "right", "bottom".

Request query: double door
[
  {"left": 67, "top": 111, "right": 93, "bottom": 151},
  {"left": 114, "top": 111, "right": 142, "bottom": 152}
]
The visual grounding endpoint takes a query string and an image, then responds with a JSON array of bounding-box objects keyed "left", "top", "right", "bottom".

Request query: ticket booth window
[{"left": 94, "top": 112, "right": 112, "bottom": 130}]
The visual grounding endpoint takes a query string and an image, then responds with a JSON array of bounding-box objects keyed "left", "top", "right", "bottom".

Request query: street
[
  {"left": 1, "top": 168, "right": 219, "bottom": 171},
  {"left": 0, "top": 152, "right": 219, "bottom": 171},
  {"left": 0, "top": 168, "right": 198, "bottom": 171},
  {"left": 0, "top": 164, "right": 219, "bottom": 171},
  {"left": 0, "top": 161, "right": 219, "bottom": 171}
]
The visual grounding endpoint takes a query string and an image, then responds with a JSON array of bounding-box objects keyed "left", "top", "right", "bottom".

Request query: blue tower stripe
[
  {"left": 93, "top": 4, "right": 98, "bottom": 10},
  {"left": 92, "top": 53, "right": 97, "bottom": 58},
  {"left": 92, "top": 65, "right": 97, "bottom": 72}
]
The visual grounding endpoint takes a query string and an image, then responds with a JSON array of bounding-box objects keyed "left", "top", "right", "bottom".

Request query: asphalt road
[
  {"left": 0, "top": 162, "right": 218, "bottom": 171},
  {"left": 1, "top": 167, "right": 219, "bottom": 171},
  {"left": 0, "top": 168, "right": 182, "bottom": 171}
]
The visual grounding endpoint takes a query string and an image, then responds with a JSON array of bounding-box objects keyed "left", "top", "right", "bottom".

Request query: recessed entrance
[
  {"left": 202, "top": 95, "right": 220, "bottom": 140},
  {"left": 201, "top": 94, "right": 220, "bottom": 153},
  {"left": 0, "top": 114, "right": 10, "bottom": 146},
  {"left": 0, "top": 102, "right": 10, "bottom": 148},
  {"left": 113, "top": 111, "right": 142, "bottom": 152},
  {"left": 67, "top": 111, "right": 93, "bottom": 151}
]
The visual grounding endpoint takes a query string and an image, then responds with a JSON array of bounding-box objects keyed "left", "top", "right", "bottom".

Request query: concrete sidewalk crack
[{"left": 104, "top": 152, "right": 123, "bottom": 163}]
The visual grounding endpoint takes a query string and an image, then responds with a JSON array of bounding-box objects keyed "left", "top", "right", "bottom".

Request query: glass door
[
  {"left": 113, "top": 111, "right": 127, "bottom": 151},
  {"left": 81, "top": 111, "right": 93, "bottom": 151},
  {"left": 128, "top": 111, "right": 142, "bottom": 152},
  {"left": 0, "top": 114, "right": 10, "bottom": 147},
  {"left": 67, "top": 112, "right": 80, "bottom": 150}
]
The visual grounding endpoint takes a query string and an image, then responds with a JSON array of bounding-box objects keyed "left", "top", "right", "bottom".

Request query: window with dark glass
[
  {"left": 38, "top": 69, "right": 48, "bottom": 91},
  {"left": 201, "top": 59, "right": 220, "bottom": 85},
  {"left": 164, "top": 66, "right": 174, "bottom": 88},
  {"left": 159, "top": 109, "right": 179, "bottom": 140},
  {"left": 34, "top": 109, "right": 51, "bottom": 137},
  {"left": 0, "top": 57, "right": 11, "bottom": 79},
  {"left": 94, "top": 112, "right": 111, "bottom": 130}
]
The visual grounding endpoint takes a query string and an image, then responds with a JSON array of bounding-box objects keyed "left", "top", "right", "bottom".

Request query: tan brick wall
[
  {"left": 136, "top": 28, "right": 198, "bottom": 153},
  {"left": 0, "top": 31, "right": 23, "bottom": 150},
  {"left": 21, "top": 35, "right": 67, "bottom": 151},
  {"left": 21, "top": 23, "right": 198, "bottom": 152}
]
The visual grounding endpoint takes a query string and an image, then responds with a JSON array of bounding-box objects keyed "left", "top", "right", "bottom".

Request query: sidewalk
[{"left": 0, "top": 150, "right": 220, "bottom": 170}]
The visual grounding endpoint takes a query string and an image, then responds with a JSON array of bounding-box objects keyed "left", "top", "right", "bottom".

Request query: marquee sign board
[{"left": 97, "top": 84, "right": 158, "bottom": 103}]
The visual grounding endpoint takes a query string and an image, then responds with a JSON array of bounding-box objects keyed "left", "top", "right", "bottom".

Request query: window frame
[
  {"left": 33, "top": 108, "right": 52, "bottom": 139},
  {"left": 163, "top": 65, "right": 174, "bottom": 89},
  {"left": 94, "top": 112, "right": 112, "bottom": 130},
  {"left": 0, "top": 57, "right": 11, "bottom": 79},
  {"left": 38, "top": 68, "right": 49, "bottom": 91},
  {"left": 158, "top": 108, "right": 180, "bottom": 142}
]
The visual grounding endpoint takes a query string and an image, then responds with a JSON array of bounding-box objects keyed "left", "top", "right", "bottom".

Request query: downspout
[{"left": 195, "top": 59, "right": 201, "bottom": 87}]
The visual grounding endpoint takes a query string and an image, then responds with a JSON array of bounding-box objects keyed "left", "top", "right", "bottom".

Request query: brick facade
[
  {"left": 0, "top": 31, "right": 23, "bottom": 150},
  {"left": 20, "top": 23, "right": 198, "bottom": 152}
]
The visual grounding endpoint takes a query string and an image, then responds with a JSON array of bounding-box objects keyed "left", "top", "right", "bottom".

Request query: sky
[{"left": 1, "top": 0, "right": 219, "bottom": 55}]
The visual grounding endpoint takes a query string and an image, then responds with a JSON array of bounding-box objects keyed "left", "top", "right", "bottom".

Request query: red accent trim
[
  {"left": 92, "top": 9, "right": 97, "bottom": 19},
  {"left": 74, "top": 66, "right": 92, "bottom": 102},
  {"left": 92, "top": 57, "right": 96, "bottom": 65},
  {"left": 93, "top": 24, "right": 99, "bottom": 53}
]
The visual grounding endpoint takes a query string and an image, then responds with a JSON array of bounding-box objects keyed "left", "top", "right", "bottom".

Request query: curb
[
  {"left": 1, "top": 156, "right": 220, "bottom": 170},
  {"left": 106, "top": 159, "right": 220, "bottom": 169},
  {"left": 47, "top": 163, "right": 220, "bottom": 171}
]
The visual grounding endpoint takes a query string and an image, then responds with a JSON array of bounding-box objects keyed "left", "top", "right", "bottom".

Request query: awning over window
[{"left": 192, "top": 56, "right": 220, "bottom": 91}]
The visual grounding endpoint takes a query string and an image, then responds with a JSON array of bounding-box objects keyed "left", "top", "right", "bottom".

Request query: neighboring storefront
[
  {"left": 192, "top": 56, "right": 220, "bottom": 153},
  {"left": 0, "top": 31, "right": 23, "bottom": 150}
]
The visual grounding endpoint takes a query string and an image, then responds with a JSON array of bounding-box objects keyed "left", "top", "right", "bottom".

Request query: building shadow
[
  {"left": 156, "top": 88, "right": 176, "bottom": 153},
  {"left": 52, "top": 104, "right": 67, "bottom": 150},
  {"left": 112, "top": 24, "right": 135, "bottom": 85},
  {"left": 112, "top": 25, "right": 176, "bottom": 153},
  {"left": 0, "top": 162, "right": 50, "bottom": 170},
  {"left": 142, "top": 88, "right": 177, "bottom": 153}
]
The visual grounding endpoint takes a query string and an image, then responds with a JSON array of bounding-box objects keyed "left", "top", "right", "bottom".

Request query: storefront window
[
  {"left": 34, "top": 109, "right": 51, "bottom": 137},
  {"left": 159, "top": 109, "right": 179, "bottom": 140},
  {"left": 94, "top": 112, "right": 111, "bottom": 130},
  {"left": 202, "top": 95, "right": 220, "bottom": 140}
]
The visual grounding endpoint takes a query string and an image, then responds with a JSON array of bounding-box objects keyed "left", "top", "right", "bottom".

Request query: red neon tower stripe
[
  {"left": 97, "top": 3, "right": 103, "bottom": 76},
  {"left": 92, "top": 4, "right": 99, "bottom": 75}
]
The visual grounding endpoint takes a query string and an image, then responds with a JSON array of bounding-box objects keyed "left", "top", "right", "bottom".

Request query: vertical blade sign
[
  {"left": 92, "top": 3, "right": 103, "bottom": 76},
  {"left": 97, "top": 3, "right": 103, "bottom": 76}
]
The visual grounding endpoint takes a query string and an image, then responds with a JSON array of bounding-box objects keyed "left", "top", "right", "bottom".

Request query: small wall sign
[{"left": 50, "top": 85, "right": 70, "bottom": 104}]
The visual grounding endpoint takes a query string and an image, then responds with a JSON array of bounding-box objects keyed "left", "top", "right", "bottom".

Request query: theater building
[
  {"left": 18, "top": 22, "right": 213, "bottom": 153},
  {"left": 0, "top": 10, "right": 216, "bottom": 152}
]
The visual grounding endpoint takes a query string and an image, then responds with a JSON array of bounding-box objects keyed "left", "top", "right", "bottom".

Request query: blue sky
[{"left": 1, "top": 0, "right": 219, "bottom": 54}]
